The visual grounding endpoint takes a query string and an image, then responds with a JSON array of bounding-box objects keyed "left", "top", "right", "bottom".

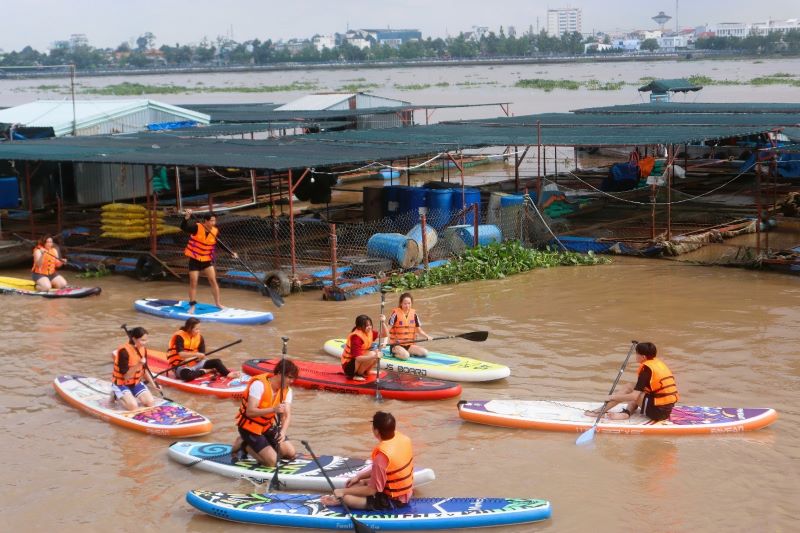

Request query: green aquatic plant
[
  {"left": 585, "top": 80, "right": 626, "bottom": 91},
  {"left": 77, "top": 264, "right": 111, "bottom": 279},
  {"left": 514, "top": 78, "right": 580, "bottom": 91},
  {"left": 383, "top": 241, "right": 609, "bottom": 291},
  {"left": 336, "top": 83, "right": 381, "bottom": 92}
]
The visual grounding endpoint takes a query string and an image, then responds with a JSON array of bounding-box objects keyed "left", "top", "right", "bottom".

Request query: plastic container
[
  {"left": 366, "top": 233, "right": 420, "bottom": 268},
  {"left": 406, "top": 224, "right": 438, "bottom": 263},
  {"left": 444, "top": 224, "right": 502, "bottom": 252},
  {"left": 379, "top": 169, "right": 401, "bottom": 180},
  {"left": 399, "top": 186, "right": 427, "bottom": 227},
  {"left": 384, "top": 186, "right": 406, "bottom": 219},
  {"left": 451, "top": 187, "right": 481, "bottom": 225},
  {"left": 0, "top": 176, "right": 20, "bottom": 209},
  {"left": 425, "top": 188, "right": 453, "bottom": 228}
]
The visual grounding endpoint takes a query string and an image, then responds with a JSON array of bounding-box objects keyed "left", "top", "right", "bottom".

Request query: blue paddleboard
[{"left": 134, "top": 298, "right": 273, "bottom": 325}]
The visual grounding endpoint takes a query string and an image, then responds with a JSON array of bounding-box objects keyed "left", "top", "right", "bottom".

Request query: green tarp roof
[
  {"left": 638, "top": 79, "right": 703, "bottom": 94},
  {"left": 574, "top": 103, "right": 800, "bottom": 114},
  {"left": 144, "top": 121, "right": 350, "bottom": 137}
]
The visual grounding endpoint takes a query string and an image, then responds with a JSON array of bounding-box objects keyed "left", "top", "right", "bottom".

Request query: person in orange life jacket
[
  {"left": 388, "top": 292, "right": 432, "bottom": 360},
  {"left": 233, "top": 358, "right": 299, "bottom": 467},
  {"left": 585, "top": 342, "right": 679, "bottom": 422},
  {"left": 31, "top": 235, "right": 68, "bottom": 291},
  {"left": 321, "top": 411, "right": 414, "bottom": 511},
  {"left": 342, "top": 314, "right": 387, "bottom": 381},
  {"left": 111, "top": 327, "right": 158, "bottom": 411},
  {"left": 167, "top": 317, "right": 241, "bottom": 382},
  {"left": 181, "top": 209, "right": 238, "bottom": 314}
]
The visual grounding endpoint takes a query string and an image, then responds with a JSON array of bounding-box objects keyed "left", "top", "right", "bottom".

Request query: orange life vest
[
  {"left": 342, "top": 329, "right": 373, "bottom": 365},
  {"left": 372, "top": 431, "right": 414, "bottom": 499},
  {"left": 32, "top": 246, "right": 61, "bottom": 276},
  {"left": 184, "top": 223, "right": 218, "bottom": 262},
  {"left": 640, "top": 358, "right": 679, "bottom": 406},
  {"left": 167, "top": 330, "right": 203, "bottom": 369},
  {"left": 112, "top": 344, "right": 145, "bottom": 386},
  {"left": 236, "top": 374, "right": 288, "bottom": 435},
  {"left": 389, "top": 307, "right": 417, "bottom": 345}
]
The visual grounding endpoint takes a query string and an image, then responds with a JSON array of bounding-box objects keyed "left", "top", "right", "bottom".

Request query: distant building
[
  {"left": 70, "top": 34, "right": 89, "bottom": 49},
  {"left": 360, "top": 28, "right": 422, "bottom": 48},
  {"left": 312, "top": 34, "right": 336, "bottom": 51},
  {"left": 714, "top": 22, "right": 749, "bottom": 38},
  {"left": 751, "top": 18, "right": 800, "bottom": 35},
  {"left": 547, "top": 8, "right": 582, "bottom": 36},
  {"left": 275, "top": 92, "right": 412, "bottom": 129}
]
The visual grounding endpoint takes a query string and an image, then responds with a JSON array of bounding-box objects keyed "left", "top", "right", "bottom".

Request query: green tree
[{"left": 641, "top": 38, "right": 660, "bottom": 52}]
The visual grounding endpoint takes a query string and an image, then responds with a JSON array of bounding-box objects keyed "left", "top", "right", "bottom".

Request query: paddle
[
  {"left": 268, "top": 336, "right": 289, "bottom": 491},
  {"left": 16, "top": 233, "right": 87, "bottom": 271},
  {"left": 300, "top": 440, "right": 374, "bottom": 533},
  {"left": 151, "top": 338, "right": 243, "bottom": 379},
  {"left": 184, "top": 213, "right": 284, "bottom": 308},
  {"left": 576, "top": 340, "right": 639, "bottom": 446},
  {"left": 389, "top": 330, "right": 489, "bottom": 347},
  {"left": 120, "top": 324, "right": 173, "bottom": 402},
  {"left": 374, "top": 290, "right": 385, "bottom": 403}
]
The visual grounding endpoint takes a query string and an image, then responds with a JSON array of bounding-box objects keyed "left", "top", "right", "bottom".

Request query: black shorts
[
  {"left": 365, "top": 492, "right": 407, "bottom": 511},
  {"left": 188, "top": 258, "right": 214, "bottom": 272},
  {"left": 32, "top": 272, "right": 58, "bottom": 281},
  {"left": 342, "top": 359, "right": 357, "bottom": 378},
  {"left": 641, "top": 397, "right": 674, "bottom": 422},
  {"left": 238, "top": 426, "right": 280, "bottom": 454}
]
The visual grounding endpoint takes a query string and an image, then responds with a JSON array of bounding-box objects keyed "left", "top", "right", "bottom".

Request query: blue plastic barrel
[
  {"left": 400, "top": 186, "right": 427, "bottom": 227},
  {"left": 457, "top": 224, "right": 502, "bottom": 248},
  {"left": 451, "top": 188, "right": 481, "bottom": 225},
  {"left": 367, "top": 233, "right": 420, "bottom": 268},
  {"left": 379, "top": 169, "right": 400, "bottom": 180},
  {"left": 406, "top": 224, "right": 438, "bottom": 263},
  {"left": 384, "top": 186, "right": 405, "bottom": 219},
  {"left": 425, "top": 188, "right": 453, "bottom": 228},
  {"left": 0, "top": 176, "right": 20, "bottom": 209},
  {"left": 500, "top": 194, "right": 525, "bottom": 208}
]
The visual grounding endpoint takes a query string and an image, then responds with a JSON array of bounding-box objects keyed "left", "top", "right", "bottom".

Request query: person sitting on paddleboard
[
  {"left": 111, "top": 327, "right": 157, "bottom": 411},
  {"left": 388, "top": 292, "right": 432, "bottom": 360},
  {"left": 586, "top": 342, "right": 679, "bottom": 422},
  {"left": 342, "top": 314, "right": 387, "bottom": 381},
  {"left": 233, "top": 358, "right": 299, "bottom": 467},
  {"left": 31, "top": 235, "right": 68, "bottom": 291},
  {"left": 181, "top": 209, "right": 238, "bottom": 314},
  {"left": 321, "top": 411, "right": 413, "bottom": 511},
  {"left": 167, "top": 317, "right": 241, "bottom": 382}
]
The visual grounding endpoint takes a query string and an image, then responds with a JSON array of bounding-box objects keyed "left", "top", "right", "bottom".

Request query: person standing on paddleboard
[
  {"left": 342, "top": 315, "right": 387, "bottom": 381},
  {"left": 167, "top": 318, "right": 241, "bottom": 381},
  {"left": 388, "top": 292, "right": 432, "bottom": 360},
  {"left": 321, "top": 411, "right": 414, "bottom": 511},
  {"left": 31, "top": 235, "right": 68, "bottom": 291},
  {"left": 233, "top": 358, "right": 299, "bottom": 466},
  {"left": 181, "top": 210, "right": 238, "bottom": 314},
  {"left": 585, "top": 342, "right": 679, "bottom": 422},
  {"left": 111, "top": 327, "right": 157, "bottom": 411}
]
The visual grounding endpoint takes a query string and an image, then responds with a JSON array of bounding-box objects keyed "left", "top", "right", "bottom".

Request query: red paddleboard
[
  {"left": 242, "top": 358, "right": 461, "bottom": 401},
  {"left": 146, "top": 350, "right": 249, "bottom": 399}
]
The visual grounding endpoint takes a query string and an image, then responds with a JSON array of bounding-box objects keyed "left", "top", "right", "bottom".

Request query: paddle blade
[
  {"left": 351, "top": 518, "right": 374, "bottom": 533},
  {"left": 459, "top": 330, "right": 489, "bottom": 342},
  {"left": 263, "top": 284, "right": 285, "bottom": 308},
  {"left": 576, "top": 426, "right": 596, "bottom": 446}
]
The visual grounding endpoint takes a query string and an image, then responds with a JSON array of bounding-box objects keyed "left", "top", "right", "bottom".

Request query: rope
[{"left": 523, "top": 194, "right": 567, "bottom": 250}]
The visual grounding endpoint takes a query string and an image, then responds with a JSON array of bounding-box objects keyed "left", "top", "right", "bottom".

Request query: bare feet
[{"left": 320, "top": 495, "right": 341, "bottom": 507}]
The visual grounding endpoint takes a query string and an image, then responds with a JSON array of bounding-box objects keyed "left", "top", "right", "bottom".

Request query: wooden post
[
  {"left": 420, "top": 213, "right": 429, "bottom": 271},
  {"left": 755, "top": 159, "right": 762, "bottom": 256},
  {"left": 514, "top": 146, "right": 520, "bottom": 192},
  {"left": 174, "top": 166, "right": 183, "bottom": 213},
  {"left": 289, "top": 169, "right": 296, "bottom": 278},
  {"left": 57, "top": 196, "right": 63, "bottom": 245},
  {"left": 330, "top": 223, "right": 338, "bottom": 288},
  {"left": 472, "top": 204, "right": 479, "bottom": 248},
  {"left": 250, "top": 169, "right": 257, "bottom": 205},
  {"left": 536, "top": 121, "right": 542, "bottom": 206},
  {"left": 666, "top": 145, "right": 672, "bottom": 240}
]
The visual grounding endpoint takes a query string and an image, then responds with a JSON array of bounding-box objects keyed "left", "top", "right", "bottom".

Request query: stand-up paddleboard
[
  {"left": 0, "top": 276, "right": 101, "bottom": 298},
  {"left": 53, "top": 375, "right": 213, "bottom": 437},
  {"left": 458, "top": 400, "right": 778, "bottom": 436},
  {"left": 169, "top": 442, "right": 436, "bottom": 490},
  {"left": 323, "top": 339, "right": 509, "bottom": 382},
  {"left": 243, "top": 358, "right": 462, "bottom": 401},
  {"left": 134, "top": 298, "right": 273, "bottom": 325},
  {"left": 186, "top": 491, "right": 551, "bottom": 529},
  {"left": 146, "top": 350, "right": 250, "bottom": 398}
]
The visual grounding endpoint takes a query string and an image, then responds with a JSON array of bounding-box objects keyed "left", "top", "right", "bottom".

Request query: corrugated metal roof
[
  {"left": 276, "top": 92, "right": 409, "bottom": 111},
  {"left": 0, "top": 100, "right": 210, "bottom": 136},
  {"left": 574, "top": 103, "right": 800, "bottom": 114},
  {"left": 445, "top": 112, "right": 800, "bottom": 128},
  {"left": 638, "top": 79, "right": 703, "bottom": 93}
]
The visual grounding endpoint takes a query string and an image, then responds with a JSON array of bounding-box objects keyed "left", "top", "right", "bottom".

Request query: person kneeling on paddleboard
[
  {"left": 388, "top": 292, "right": 432, "bottom": 360},
  {"left": 31, "top": 235, "right": 68, "bottom": 291},
  {"left": 321, "top": 411, "right": 413, "bottom": 511},
  {"left": 586, "top": 342, "right": 679, "bottom": 422},
  {"left": 233, "top": 358, "right": 299, "bottom": 467},
  {"left": 167, "top": 318, "right": 241, "bottom": 381},
  {"left": 181, "top": 209, "right": 238, "bottom": 314},
  {"left": 342, "top": 315, "right": 387, "bottom": 381},
  {"left": 112, "top": 327, "right": 157, "bottom": 411}
]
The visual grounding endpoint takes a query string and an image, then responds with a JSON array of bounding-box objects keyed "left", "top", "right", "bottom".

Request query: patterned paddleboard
[
  {"left": 53, "top": 375, "right": 212, "bottom": 437},
  {"left": 323, "top": 338, "right": 509, "bottom": 382},
  {"left": 134, "top": 298, "right": 273, "bottom": 325},
  {"left": 186, "top": 491, "right": 551, "bottom": 529},
  {"left": 458, "top": 400, "right": 778, "bottom": 435},
  {"left": 146, "top": 350, "right": 249, "bottom": 398},
  {"left": 243, "top": 358, "right": 461, "bottom": 401},
  {"left": 168, "top": 441, "right": 436, "bottom": 490}
]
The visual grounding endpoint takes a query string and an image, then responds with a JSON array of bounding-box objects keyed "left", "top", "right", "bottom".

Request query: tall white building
[{"left": 547, "top": 8, "right": 582, "bottom": 36}]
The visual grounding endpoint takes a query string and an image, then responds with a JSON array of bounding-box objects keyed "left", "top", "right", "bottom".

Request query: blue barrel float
[
  {"left": 444, "top": 224, "right": 502, "bottom": 252},
  {"left": 499, "top": 194, "right": 526, "bottom": 240},
  {"left": 451, "top": 187, "right": 481, "bottom": 225},
  {"left": 0, "top": 176, "right": 20, "bottom": 208},
  {"left": 379, "top": 168, "right": 401, "bottom": 180},
  {"left": 384, "top": 185, "right": 406, "bottom": 220},
  {"left": 399, "top": 186, "right": 427, "bottom": 229},
  {"left": 406, "top": 224, "right": 438, "bottom": 263},
  {"left": 367, "top": 233, "right": 420, "bottom": 268},
  {"left": 425, "top": 188, "right": 453, "bottom": 229}
]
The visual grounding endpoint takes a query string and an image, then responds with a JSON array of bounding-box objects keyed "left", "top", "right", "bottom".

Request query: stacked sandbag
[{"left": 100, "top": 203, "right": 181, "bottom": 240}]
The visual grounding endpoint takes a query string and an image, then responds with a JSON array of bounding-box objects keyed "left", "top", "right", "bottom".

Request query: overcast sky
[{"left": 2, "top": 0, "right": 798, "bottom": 51}]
